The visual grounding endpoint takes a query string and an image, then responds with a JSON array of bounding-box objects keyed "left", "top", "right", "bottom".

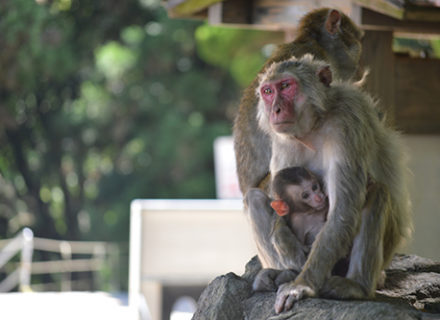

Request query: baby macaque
[
  {"left": 252, "top": 167, "right": 349, "bottom": 292},
  {"left": 271, "top": 167, "right": 327, "bottom": 253}
]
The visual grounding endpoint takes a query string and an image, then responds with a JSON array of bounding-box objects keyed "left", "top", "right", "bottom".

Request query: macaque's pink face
[{"left": 260, "top": 77, "right": 299, "bottom": 133}]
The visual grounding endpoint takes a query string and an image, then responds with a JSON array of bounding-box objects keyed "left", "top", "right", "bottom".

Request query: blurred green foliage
[
  {"left": 0, "top": 0, "right": 289, "bottom": 291},
  {"left": 195, "top": 25, "right": 281, "bottom": 86},
  {"left": 393, "top": 36, "right": 440, "bottom": 58},
  {"left": 0, "top": 0, "right": 245, "bottom": 248}
]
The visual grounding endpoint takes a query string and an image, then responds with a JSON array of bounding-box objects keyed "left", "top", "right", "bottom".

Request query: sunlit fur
[{"left": 245, "top": 54, "right": 412, "bottom": 312}]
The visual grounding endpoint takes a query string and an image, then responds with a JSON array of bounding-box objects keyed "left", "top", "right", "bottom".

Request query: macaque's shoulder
[{"left": 325, "top": 84, "right": 378, "bottom": 123}]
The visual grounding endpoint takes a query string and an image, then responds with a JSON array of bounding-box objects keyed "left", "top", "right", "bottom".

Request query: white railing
[
  {"left": 0, "top": 228, "right": 33, "bottom": 292},
  {"left": 0, "top": 228, "right": 119, "bottom": 292}
]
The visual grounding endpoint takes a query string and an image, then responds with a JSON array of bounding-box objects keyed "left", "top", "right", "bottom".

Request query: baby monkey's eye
[
  {"left": 302, "top": 192, "right": 309, "bottom": 199},
  {"left": 312, "top": 184, "right": 318, "bottom": 191}
]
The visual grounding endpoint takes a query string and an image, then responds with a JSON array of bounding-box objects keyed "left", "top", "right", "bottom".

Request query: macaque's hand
[
  {"left": 270, "top": 200, "right": 290, "bottom": 216},
  {"left": 275, "top": 280, "right": 316, "bottom": 313}
]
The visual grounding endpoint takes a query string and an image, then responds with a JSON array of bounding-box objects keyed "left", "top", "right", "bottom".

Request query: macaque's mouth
[
  {"left": 272, "top": 122, "right": 295, "bottom": 131},
  {"left": 317, "top": 198, "right": 330, "bottom": 211},
  {"left": 316, "top": 203, "right": 327, "bottom": 211}
]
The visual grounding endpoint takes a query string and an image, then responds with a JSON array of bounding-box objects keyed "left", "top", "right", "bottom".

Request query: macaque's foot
[
  {"left": 319, "top": 276, "right": 368, "bottom": 300},
  {"left": 376, "top": 270, "right": 386, "bottom": 289},
  {"left": 275, "top": 282, "right": 316, "bottom": 313},
  {"left": 253, "top": 269, "right": 300, "bottom": 292},
  {"left": 253, "top": 268, "right": 279, "bottom": 292}
]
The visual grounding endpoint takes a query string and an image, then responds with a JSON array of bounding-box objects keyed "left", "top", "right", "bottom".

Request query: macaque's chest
[
  {"left": 289, "top": 211, "right": 326, "bottom": 247},
  {"left": 270, "top": 136, "right": 326, "bottom": 178}
]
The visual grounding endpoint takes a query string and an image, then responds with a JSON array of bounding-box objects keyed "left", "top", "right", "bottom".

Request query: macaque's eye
[
  {"left": 302, "top": 192, "right": 309, "bottom": 199},
  {"left": 312, "top": 184, "right": 318, "bottom": 191},
  {"left": 280, "top": 81, "right": 290, "bottom": 90},
  {"left": 262, "top": 87, "right": 273, "bottom": 95}
]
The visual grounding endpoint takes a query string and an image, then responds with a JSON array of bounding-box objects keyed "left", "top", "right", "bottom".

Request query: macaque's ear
[
  {"left": 325, "top": 9, "right": 341, "bottom": 35},
  {"left": 318, "top": 65, "right": 332, "bottom": 87},
  {"left": 270, "top": 200, "right": 290, "bottom": 216}
]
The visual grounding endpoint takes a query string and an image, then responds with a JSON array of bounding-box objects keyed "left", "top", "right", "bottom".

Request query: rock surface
[{"left": 192, "top": 255, "right": 440, "bottom": 320}]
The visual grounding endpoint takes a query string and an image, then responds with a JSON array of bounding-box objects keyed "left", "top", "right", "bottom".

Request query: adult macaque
[
  {"left": 234, "top": 8, "right": 364, "bottom": 194},
  {"left": 245, "top": 55, "right": 411, "bottom": 313}
]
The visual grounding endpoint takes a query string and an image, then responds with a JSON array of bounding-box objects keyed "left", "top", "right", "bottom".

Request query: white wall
[
  {"left": 213, "top": 134, "right": 440, "bottom": 260},
  {"left": 403, "top": 135, "right": 440, "bottom": 261}
]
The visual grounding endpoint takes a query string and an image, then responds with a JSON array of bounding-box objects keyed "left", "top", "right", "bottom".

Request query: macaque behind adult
[
  {"left": 234, "top": 8, "right": 364, "bottom": 194},
  {"left": 245, "top": 54, "right": 411, "bottom": 313},
  {"left": 271, "top": 167, "right": 327, "bottom": 249}
]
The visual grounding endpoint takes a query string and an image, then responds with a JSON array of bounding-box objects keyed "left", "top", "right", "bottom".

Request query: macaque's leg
[
  {"left": 244, "top": 188, "right": 307, "bottom": 270},
  {"left": 319, "top": 276, "right": 367, "bottom": 299},
  {"left": 345, "top": 183, "right": 389, "bottom": 296},
  {"left": 317, "top": 184, "right": 390, "bottom": 300}
]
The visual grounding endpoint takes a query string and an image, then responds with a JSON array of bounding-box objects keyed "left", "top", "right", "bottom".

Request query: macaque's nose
[
  {"left": 272, "top": 94, "right": 282, "bottom": 113},
  {"left": 314, "top": 194, "right": 323, "bottom": 203}
]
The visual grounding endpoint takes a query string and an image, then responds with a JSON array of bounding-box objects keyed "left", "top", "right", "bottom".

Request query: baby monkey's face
[{"left": 284, "top": 178, "right": 328, "bottom": 212}]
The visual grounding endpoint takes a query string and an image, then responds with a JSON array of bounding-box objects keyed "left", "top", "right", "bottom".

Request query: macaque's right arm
[{"left": 245, "top": 188, "right": 307, "bottom": 271}]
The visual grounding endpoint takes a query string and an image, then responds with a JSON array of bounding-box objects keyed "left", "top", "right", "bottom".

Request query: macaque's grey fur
[
  {"left": 245, "top": 54, "right": 412, "bottom": 312},
  {"left": 233, "top": 9, "right": 363, "bottom": 194}
]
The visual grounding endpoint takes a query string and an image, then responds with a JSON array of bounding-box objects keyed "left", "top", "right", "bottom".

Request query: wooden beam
[
  {"left": 361, "top": 30, "right": 396, "bottom": 124},
  {"left": 404, "top": 5, "right": 440, "bottom": 22},
  {"left": 208, "top": 0, "right": 253, "bottom": 25},
  {"left": 354, "top": 0, "right": 404, "bottom": 19},
  {"left": 167, "top": 0, "right": 222, "bottom": 17},
  {"left": 361, "top": 7, "right": 440, "bottom": 33},
  {"left": 252, "top": 0, "right": 354, "bottom": 28}
]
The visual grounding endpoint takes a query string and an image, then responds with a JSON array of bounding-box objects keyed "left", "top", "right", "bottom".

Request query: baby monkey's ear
[{"left": 270, "top": 200, "right": 290, "bottom": 216}]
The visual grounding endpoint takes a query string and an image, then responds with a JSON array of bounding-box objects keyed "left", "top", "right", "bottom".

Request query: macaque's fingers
[
  {"left": 274, "top": 289, "right": 288, "bottom": 314},
  {"left": 275, "top": 282, "right": 316, "bottom": 313}
]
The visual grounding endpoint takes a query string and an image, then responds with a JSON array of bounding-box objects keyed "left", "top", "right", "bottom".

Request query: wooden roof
[
  {"left": 165, "top": 0, "right": 440, "bottom": 34},
  {"left": 164, "top": 0, "right": 440, "bottom": 134}
]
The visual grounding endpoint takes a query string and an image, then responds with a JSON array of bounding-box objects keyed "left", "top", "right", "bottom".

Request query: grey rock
[
  {"left": 191, "top": 272, "right": 252, "bottom": 320},
  {"left": 192, "top": 255, "right": 440, "bottom": 320}
]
